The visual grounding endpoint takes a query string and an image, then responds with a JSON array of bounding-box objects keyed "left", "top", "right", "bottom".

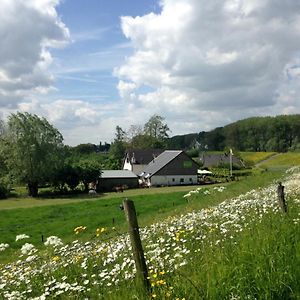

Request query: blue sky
[
  {"left": 1, "top": 0, "right": 300, "bottom": 145},
  {"left": 52, "top": 0, "right": 159, "bottom": 103}
]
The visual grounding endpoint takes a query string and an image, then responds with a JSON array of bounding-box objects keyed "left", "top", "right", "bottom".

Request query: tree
[
  {"left": 73, "top": 159, "right": 102, "bottom": 192},
  {"left": 109, "top": 126, "right": 126, "bottom": 169},
  {"left": 72, "top": 143, "right": 98, "bottom": 155},
  {"left": 53, "top": 164, "right": 80, "bottom": 192},
  {"left": 0, "top": 120, "right": 10, "bottom": 199},
  {"left": 144, "top": 115, "right": 170, "bottom": 141},
  {"left": 131, "top": 134, "right": 164, "bottom": 149},
  {"left": 2, "top": 112, "right": 64, "bottom": 197}
]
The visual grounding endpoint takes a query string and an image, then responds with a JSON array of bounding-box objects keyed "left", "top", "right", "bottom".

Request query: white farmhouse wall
[
  {"left": 123, "top": 160, "right": 132, "bottom": 171},
  {"left": 149, "top": 175, "right": 198, "bottom": 186}
]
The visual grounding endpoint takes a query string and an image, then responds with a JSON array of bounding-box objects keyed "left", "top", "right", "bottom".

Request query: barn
[
  {"left": 140, "top": 150, "right": 199, "bottom": 187},
  {"left": 97, "top": 170, "right": 138, "bottom": 192}
]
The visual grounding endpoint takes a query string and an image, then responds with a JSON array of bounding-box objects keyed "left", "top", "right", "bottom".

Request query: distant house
[
  {"left": 200, "top": 153, "right": 243, "bottom": 168},
  {"left": 123, "top": 149, "right": 164, "bottom": 175},
  {"left": 140, "top": 150, "right": 199, "bottom": 187},
  {"left": 97, "top": 170, "right": 138, "bottom": 192}
]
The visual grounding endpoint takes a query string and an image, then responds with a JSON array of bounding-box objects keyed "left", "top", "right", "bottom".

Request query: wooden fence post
[
  {"left": 123, "top": 198, "right": 150, "bottom": 291},
  {"left": 277, "top": 182, "right": 287, "bottom": 213}
]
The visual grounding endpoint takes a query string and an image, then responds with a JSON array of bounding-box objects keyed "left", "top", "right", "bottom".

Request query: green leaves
[{"left": 2, "top": 112, "right": 64, "bottom": 196}]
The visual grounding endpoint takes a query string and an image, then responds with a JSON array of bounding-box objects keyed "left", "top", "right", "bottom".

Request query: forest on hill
[{"left": 168, "top": 115, "right": 300, "bottom": 152}]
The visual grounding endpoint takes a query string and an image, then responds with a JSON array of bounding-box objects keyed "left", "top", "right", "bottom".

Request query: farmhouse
[
  {"left": 97, "top": 170, "right": 138, "bottom": 192},
  {"left": 140, "top": 150, "right": 199, "bottom": 187},
  {"left": 123, "top": 149, "right": 164, "bottom": 175}
]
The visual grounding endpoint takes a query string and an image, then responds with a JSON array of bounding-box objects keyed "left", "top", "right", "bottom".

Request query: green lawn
[
  {"left": 0, "top": 170, "right": 282, "bottom": 262},
  {"left": 1, "top": 185, "right": 206, "bottom": 210}
]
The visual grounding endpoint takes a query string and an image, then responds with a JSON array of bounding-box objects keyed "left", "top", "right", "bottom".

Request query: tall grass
[
  {"left": 260, "top": 152, "right": 300, "bottom": 170},
  {"left": 240, "top": 151, "right": 277, "bottom": 164}
]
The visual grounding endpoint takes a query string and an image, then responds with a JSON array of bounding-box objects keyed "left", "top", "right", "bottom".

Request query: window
[
  {"left": 183, "top": 161, "right": 192, "bottom": 168},
  {"left": 180, "top": 178, "right": 184, "bottom": 183},
  {"left": 172, "top": 178, "right": 175, "bottom": 182},
  {"left": 189, "top": 178, "right": 192, "bottom": 182}
]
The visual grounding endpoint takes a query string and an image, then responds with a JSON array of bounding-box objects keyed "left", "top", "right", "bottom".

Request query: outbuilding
[{"left": 97, "top": 170, "right": 138, "bottom": 192}]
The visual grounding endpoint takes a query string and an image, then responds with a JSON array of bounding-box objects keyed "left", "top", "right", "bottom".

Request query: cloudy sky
[{"left": 1, "top": 0, "right": 300, "bottom": 145}]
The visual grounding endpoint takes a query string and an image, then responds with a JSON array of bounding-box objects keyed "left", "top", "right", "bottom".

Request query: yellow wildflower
[
  {"left": 52, "top": 256, "right": 60, "bottom": 262},
  {"left": 96, "top": 227, "right": 107, "bottom": 237},
  {"left": 74, "top": 226, "right": 86, "bottom": 234}
]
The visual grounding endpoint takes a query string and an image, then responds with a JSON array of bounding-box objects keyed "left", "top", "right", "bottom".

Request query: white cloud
[
  {"left": 17, "top": 98, "right": 127, "bottom": 145},
  {"left": 116, "top": 0, "right": 300, "bottom": 133},
  {"left": 0, "top": 0, "right": 69, "bottom": 108}
]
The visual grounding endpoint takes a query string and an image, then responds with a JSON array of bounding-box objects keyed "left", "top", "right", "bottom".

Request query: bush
[
  {"left": 186, "top": 148, "right": 200, "bottom": 158},
  {"left": 0, "top": 177, "right": 10, "bottom": 199}
]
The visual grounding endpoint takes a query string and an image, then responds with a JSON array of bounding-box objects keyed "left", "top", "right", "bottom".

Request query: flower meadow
[{"left": 0, "top": 169, "right": 300, "bottom": 299}]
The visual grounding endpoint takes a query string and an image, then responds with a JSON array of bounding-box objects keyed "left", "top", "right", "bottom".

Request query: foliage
[
  {"left": 130, "top": 133, "right": 164, "bottom": 149},
  {"left": 143, "top": 114, "right": 170, "bottom": 142},
  {"left": 170, "top": 115, "right": 300, "bottom": 152},
  {"left": 109, "top": 126, "right": 126, "bottom": 169},
  {"left": 72, "top": 159, "right": 102, "bottom": 192},
  {"left": 53, "top": 164, "right": 80, "bottom": 192},
  {"left": 186, "top": 148, "right": 200, "bottom": 158},
  {"left": 0, "top": 176, "right": 10, "bottom": 199},
  {"left": 117, "top": 115, "right": 171, "bottom": 150},
  {"left": 1, "top": 112, "right": 64, "bottom": 197},
  {"left": 72, "top": 143, "right": 98, "bottom": 155},
  {"left": 167, "top": 133, "right": 199, "bottom": 150}
]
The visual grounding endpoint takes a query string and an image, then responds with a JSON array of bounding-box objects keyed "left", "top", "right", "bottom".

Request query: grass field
[
  {"left": 0, "top": 167, "right": 299, "bottom": 299},
  {"left": 259, "top": 152, "right": 300, "bottom": 170},
  {"left": 0, "top": 170, "right": 282, "bottom": 261},
  {"left": 239, "top": 151, "right": 277, "bottom": 164},
  {"left": 0, "top": 185, "right": 200, "bottom": 210}
]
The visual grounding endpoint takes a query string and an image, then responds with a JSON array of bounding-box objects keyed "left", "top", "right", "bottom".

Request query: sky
[{"left": 1, "top": 0, "right": 300, "bottom": 145}]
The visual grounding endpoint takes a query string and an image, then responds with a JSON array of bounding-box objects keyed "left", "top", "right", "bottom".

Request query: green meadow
[{"left": 0, "top": 170, "right": 281, "bottom": 257}]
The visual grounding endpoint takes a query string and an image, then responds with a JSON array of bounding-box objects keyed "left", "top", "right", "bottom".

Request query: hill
[{"left": 168, "top": 114, "right": 300, "bottom": 152}]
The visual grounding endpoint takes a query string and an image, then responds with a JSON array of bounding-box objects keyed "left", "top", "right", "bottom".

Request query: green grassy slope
[{"left": 0, "top": 170, "right": 281, "bottom": 262}]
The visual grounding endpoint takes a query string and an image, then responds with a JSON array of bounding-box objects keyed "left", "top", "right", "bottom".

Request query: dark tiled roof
[
  {"left": 142, "top": 150, "right": 182, "bottom": 177},
  {"left": 125, "top": 149, "right": 164, "bottom": 165},
  {"left": 200, "top": 153, "right": 242, "bottom": 168}
]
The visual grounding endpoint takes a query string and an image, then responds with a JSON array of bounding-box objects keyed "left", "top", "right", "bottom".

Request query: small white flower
[
  {"left": 20, "top": 243, "right": 37, "bottom": 255},
  {"left": 83, "top": 280, "right": 89, "bottom": 285},
  {"left": 44, "top": 236, "right": 63, "bottom": 247},
  {"left": 15, "top": 234, "right": 30, "bottom": 241},
  {"left": 0, "top": 243, "right": 9, "bottom": 252}
]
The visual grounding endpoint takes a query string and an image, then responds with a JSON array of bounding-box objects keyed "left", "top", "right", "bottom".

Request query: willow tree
[{"left": 3, "top": 112, "right": 64, "bottom": 197}]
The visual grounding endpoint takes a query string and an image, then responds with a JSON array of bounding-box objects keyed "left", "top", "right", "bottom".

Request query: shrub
[{"left": 0, "top": 177, "right": 10, "bottom": 199}]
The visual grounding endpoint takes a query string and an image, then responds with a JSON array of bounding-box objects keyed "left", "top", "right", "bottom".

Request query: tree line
[
  {"left": 169, "top": 115, "right": 300, "bottom": 152},
  {"left": 0, "top": 113, "right": 170, "bottom": 198}
]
